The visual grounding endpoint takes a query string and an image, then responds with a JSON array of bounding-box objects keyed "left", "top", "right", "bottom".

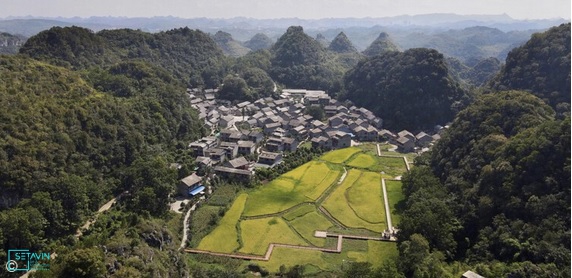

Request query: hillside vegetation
[
  {"left": 20, "top": 26, "right": 228, "bottom": 88},
  {"left": 489, "top": 23, "right": 571, "bottom": 112},
  {"left": 0, "top": 54, "right": 206, "bottom": 276},
  {"left": 343, "top": 48, "right": 470, "bottom": 130},
  {"left": 395, "top": 91, "right": 570, "bottom": 277}
]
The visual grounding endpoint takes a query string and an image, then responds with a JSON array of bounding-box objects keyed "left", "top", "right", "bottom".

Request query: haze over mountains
[{"left": 1, "top": 14, "right": 568, "bottom": 66}]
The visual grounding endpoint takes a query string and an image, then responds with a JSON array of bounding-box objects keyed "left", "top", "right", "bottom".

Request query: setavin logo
[{"left": 5, "top": 249, "right": 50, "bottom": 272}]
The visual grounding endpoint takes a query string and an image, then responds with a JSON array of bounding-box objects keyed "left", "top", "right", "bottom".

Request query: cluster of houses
[{"left": 177, "top": 87, "right": 445, "bottom": 197}]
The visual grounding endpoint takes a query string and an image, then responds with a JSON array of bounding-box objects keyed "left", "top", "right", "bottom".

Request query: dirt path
[
  {"left": 75, "top": 193, "right": 123, "bottom": 238},
  {"left": 21, "top": 193, "right": 122, "bottom": 278},
  {"left": 179, "top": 203, "right": 196, "bottom": 250}
]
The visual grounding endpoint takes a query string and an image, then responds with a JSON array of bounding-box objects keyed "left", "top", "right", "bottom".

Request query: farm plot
[
  {"left": 321, "top": 147, "right": 361, "bottom": 164},
  {"left": 243, "top": 161, "right": 340, "bottom": 216},
  {"left": 384, "top": 180, "right": 405, "bottom": 226},
  {"left": 197, "top": 193, "right": 247, "bottom": 253},
  {"left": 346, "top": 153, "right": 378, "bottom": 169},
  {"left": 288, "top": 211, "right": 334, "bottom": 246},
  {"left": 239, "top": 217, "right": 307, "bottom": 255},
  {"left": 347, "top": 171, "right": 385, "bottom": 225},
  {"left": 321, "top": 169, "right": 385, "bottom": 233},
  {"left": 377, "top": 156, "right": 408, "bottom": 177},
  {"left": 193, "top": 146, "right": 406, "bottom": 273}
]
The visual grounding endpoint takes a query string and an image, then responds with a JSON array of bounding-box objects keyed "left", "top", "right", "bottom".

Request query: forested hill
[
  {"left": 19, "top": 26, "right": 228, "bottom": 88},
  {"left": 489, "top": 23, "right": 571, "bottom": 111},
  {"left": 398, "top": 91, "right": 570, "bottom": 277},
  {"left": 343, "top": 48, "right": 469, "bottom": 131},
  {"left": 0, "top": 32, "right": 26, "bottom": 54},
  {"left": 362, "top": 32, "right": 400, "bottom": 57},
  {"left": 269, "top": 26, "right": 345, "bottom": 92},
  {"left": 0, "top": 55, "right": 204, "bottom": 259}
]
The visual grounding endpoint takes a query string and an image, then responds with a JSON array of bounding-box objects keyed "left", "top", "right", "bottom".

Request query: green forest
[{"left": 0, "top": 21, "right": 569, "bottom": 277}]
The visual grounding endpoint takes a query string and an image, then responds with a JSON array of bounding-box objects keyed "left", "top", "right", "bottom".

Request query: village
[{"left": 174, "top": 87, "right": 447, "bottom": 200}]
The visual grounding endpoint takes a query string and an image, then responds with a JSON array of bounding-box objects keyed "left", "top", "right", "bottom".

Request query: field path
[
  {"left": 381, "top": 178, "right": 393, "bottom": 233},
  {"left": 185, "top": 231, "right": 393, "bottom": 261}
]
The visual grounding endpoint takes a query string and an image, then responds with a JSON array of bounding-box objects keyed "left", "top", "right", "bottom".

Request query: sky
[{"left": 0, "top": 0, "right": 570, "bottom": 20}]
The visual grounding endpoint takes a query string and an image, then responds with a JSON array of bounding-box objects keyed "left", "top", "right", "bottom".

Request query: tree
[
  {"left": 305, "top": 105, "right": 325, "bottom": 120},
  {"left": 57, "top": 248, "right": 106, "bottom": 278},
  {"left": 0, "top": 207, "right": 46, "bottom": 250}
]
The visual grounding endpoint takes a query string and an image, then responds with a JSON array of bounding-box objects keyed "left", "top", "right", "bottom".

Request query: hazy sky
[{"left": 0, "top": 0, "right": 570, "bottom": 20}]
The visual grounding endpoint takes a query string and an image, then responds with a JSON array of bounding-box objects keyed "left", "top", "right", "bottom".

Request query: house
[
  {"left": 378, "top": 129, "right": 396, "bottom": 142},
  {"left": 247, "top": 131, "right": 264, "bottom": 144},
  {"left": 214, "top": 166, "right": 253, "bottom": 182},
  {"left": 415, "top": 132, "right": 433, "bottom": 147},
  {"left": 291, "top": 125, "right": 308, "bottom": 139},
  {"left": 229, "top": 132, "right": 244, "bottom": 143},
  {"left": 266, "top": 137, "right": 283, "bottom": 152},
  {"left": 331, "top": 131, "right": 351, "bottom": 149},
  {"left": 396, "top": 137, "right": 415, "bottom": 153},
  {"left": 223, "top": 157, "right": 250, "bottom": 170},
  {"left": 461, "top": 271, "right": 484, "bottom": 278},
  {"left": 258, "top": 151, "right": 282, "bottom": 166},
  {"left": 237, "top": 101, "right": 251, "bottom": 109},
  {"left": 311, "top": 136, "right": 332, "bottom": 149},
  {"left": 219, "top": 142, "right": 238, "bottom": 159},
  {"left": 329, "top": 116, "right": 344, "bottom": 127},
  {"left": 398, "top": 130, "right": 415, "bottom": 141},
  {"left": 371, "top": 117, "right": 383, "bottom": 129},
  {"left": 264, "top": 122, "right": 282, "bottom": 134},
  {"left": 282, "top": 137, "right": 298, "bottom": 152},
  {"left": 324, "top": 105, "right": 338, "bottom": 116},
  {"left": 352, "top": 126, "right": 368, "bottom": 141},
  {"left": 206, "top": 148, "right": 226, "bottom": 164},
  {"left": 366, "top": 126, "right": 379, "bottom": 141},
  {"left": 219, "top": 115, "right": 235, "bottom": 128},
  {"left": 189, "top": 142, "right": 208, "bottom": 156},
  {"left": 311, "top": 120, "right": 326, "bottom": 128},
  {"left": 178, "top": 173, "right": 203, "bottom": 197},
  {"left": 238, "top": 140, "right": 256, "bottom": 155},
  {"left": 195, "top": 156, "right": 212, "bottom": 167},
  {"left": 219, "top": 129, "right": 234, "bottom": 142}
]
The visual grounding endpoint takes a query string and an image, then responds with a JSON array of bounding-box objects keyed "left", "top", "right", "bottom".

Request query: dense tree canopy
[
  {"left": 489, "top": 23, "right": 571, "bottom": 110},
  {"left": 399, "top": 91, "right": 570, "bottom": 277},
  {"left": 269, "top": 26, "right": 344, "bottom": 92},
  {"left": 343, "top": 48, "right": 469, "bottom": 130},
  {"left": 0, "top": 55, "right": 205, "bottom": 266},
  {"left": 20, "top": 26, "right": 229, "bottom": 88},
  {"left": 362, "top": 32, "right": 400, "bottom": 57}
]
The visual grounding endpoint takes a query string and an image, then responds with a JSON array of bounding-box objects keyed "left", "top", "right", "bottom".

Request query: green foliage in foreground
[
  {"left": 398, "top": 91, "right": 570, "bottom": 277},
  {"left": 0, "top": 54, "right": 205, "bottom": 273}
]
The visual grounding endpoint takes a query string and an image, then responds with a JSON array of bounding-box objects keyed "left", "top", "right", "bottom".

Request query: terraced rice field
[
  {"left": 384, "top": 180, "right": 405, "bottom": 225},
  {"left": 321, "top": 169, "right": 385, "bottom": 232},
  {"left": 243, "top": 161, "right": 340, "bottom": 216},
  {"left": 239, "top": 217, "right": 307, "bottom": 255},
  {"left": 320, "top": 147, "right": 361, "bottom": 164},
  {"left": 197, "top": 193, "right": 247, "bottom": 252},
  {"left": 194, "top": 144, "right": 409, "bottom": 273}
]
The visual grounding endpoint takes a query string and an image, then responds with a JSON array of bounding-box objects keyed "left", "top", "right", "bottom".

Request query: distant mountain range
[
  {"left": 0, "top": 14, "right": 568, "bottom": 38},
  {"left": 1, "top": 14, "right": 568, "bottom": 65}
]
